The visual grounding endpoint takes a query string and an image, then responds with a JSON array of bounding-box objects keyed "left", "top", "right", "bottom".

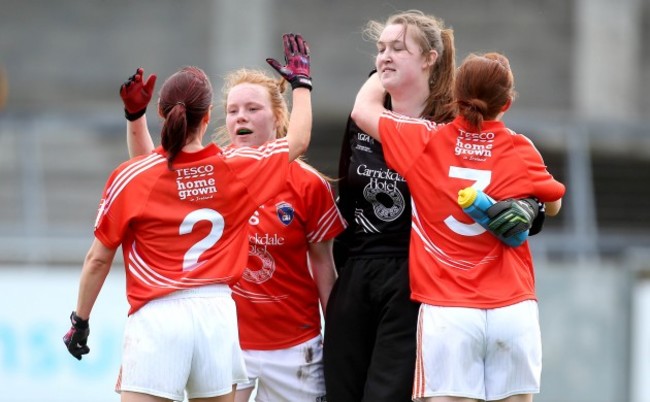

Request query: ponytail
[
  {"left": 454, "top": 52, "right": 515, "bottom": 132},
  {"left": 423, "top": 27, "right": 456, "bottom": 123},
  {"left": 158, "top": 66, "right": 213, "bottom": 170},
  {"left": 160, "top": 103, "right": 190, "bottom": 169}
]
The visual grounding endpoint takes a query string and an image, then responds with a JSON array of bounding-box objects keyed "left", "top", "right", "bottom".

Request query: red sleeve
[
  {"left": 223, "top": 138, "right": 290, "bottom": 206},
  {"left": 93, "top": 161, "right": 150, "bottom": 249},
  {"left": 515, "top": 134, "right": 566, "bottom": 202},
  {"left": 296, "top": 161, "right": 348, "bottom": 243},
  {"left": 379, "top": 111, "right": 437, "bottom": 176}
]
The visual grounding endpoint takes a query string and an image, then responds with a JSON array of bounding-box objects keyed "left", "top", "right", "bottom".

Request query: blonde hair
[
  {"left": 213, "top": 68, "right": 333, "bottom": 181},
  {"left": 364, "top": 10, "right": 456, "bottom": 123},
  {"left": 213, "top": 68, "right": 289, "bottom": 146}
]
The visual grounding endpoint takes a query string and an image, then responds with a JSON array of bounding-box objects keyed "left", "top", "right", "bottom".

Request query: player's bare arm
[
  {"left": 308, "top": 239, "right": 338, "bottom": 313},
  {"left": 545, "top": 199, "right": 562, "bottom": 216},
  {"left": 350, "top": 73, "right": 386, "bottom": 141},
  {"left": 63, "top": 238, "right": 116, "bottom": 361}
]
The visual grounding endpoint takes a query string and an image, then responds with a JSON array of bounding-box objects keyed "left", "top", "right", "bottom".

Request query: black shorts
[{"left": 323, "top": 255, "right": 420, "bottom": 402}]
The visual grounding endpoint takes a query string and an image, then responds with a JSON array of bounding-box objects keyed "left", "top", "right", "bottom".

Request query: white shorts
[
  {"left": 413, "top": 300, "right": 542, "bottom": 401},
  {"left": 115, "top": 285, "right": 248, "bottom": 401},
  {"left": 236, "top": 335, "right": 326, "bottom": 402}
]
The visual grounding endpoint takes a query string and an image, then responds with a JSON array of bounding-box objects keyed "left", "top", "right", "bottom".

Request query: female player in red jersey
[
  {"left": 222, "top": 69, "right": 345, "bottom": 402},
  {"left": 120, "top": 46, "right": 345, "bottom": 402},
  {"left": 63, "top": 34, "right": 313, "bottom": 402},
  {"left": 351, "top": 52, "right": 565, "bottom": 402}
]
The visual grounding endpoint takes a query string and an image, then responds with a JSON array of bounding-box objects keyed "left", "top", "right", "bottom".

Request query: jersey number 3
[
  {"left": 179, "top": 208, "right": 225, "bottom": 271},
  {"left": 444, "top": 166, "right": 491, "bottom": 237}
]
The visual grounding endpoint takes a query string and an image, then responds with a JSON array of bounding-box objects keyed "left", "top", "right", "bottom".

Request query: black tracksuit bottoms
[{"left": 323, "top": 256, "right": 421, "bottom": 402}]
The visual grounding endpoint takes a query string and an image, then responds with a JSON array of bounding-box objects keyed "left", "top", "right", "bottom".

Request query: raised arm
[
  {"left": 120, "top": 68, "right": 157, "bottom": 157},
  {"left": 126, "top": 117, "right": 155, "bottom": 157},
  {"left": 285, "top": 86, "right": 312, "bottom": 161},
  {"left": 266, "top": 33, "right": 313, "bottom": 161},
  {"left": 349, "top": 73, "right": 387, "bottom": 142}
]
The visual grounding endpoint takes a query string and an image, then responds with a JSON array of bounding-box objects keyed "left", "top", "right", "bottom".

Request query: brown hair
[
  {"left": 158, "top": 66, "right": 213, "bottom": 169},
  {"left": 454, "top": 52, "right": 517, "bottom": 132},
  {"left": 364, "top": 9, "right": 456, "bottom": 123},
  {"left": 213, "top": 68, "right": 289, "bottom": 146}
]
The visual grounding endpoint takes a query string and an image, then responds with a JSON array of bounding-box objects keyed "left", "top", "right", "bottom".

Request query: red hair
[
  {"left": 454, "top": 52, "right": 516, "bottom": 132},
  {"left": 158, "top": 66, "right": 213, "bottom": 169}
]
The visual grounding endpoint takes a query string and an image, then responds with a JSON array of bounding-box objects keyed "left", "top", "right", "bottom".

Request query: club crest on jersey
[{"left": 276, "top": 202, "right": 294, "bottom": 226}]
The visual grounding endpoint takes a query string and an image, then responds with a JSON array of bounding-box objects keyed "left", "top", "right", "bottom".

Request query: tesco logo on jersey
[
  {"left": 176, "top": 164, "right": 218, "bottom": 201},
  {"left": 175, "top": 165, "right": 215, "bottom": 176},
  {"left": 455, "top": 129, "right": 494, "bottom": 161},
  {"left": 458, "top": 129, "right": 495, "bottom": 141}
]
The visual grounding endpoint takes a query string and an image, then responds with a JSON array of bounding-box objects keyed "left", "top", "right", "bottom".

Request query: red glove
[
  {"left": 266, "top": 33, "right": 312, "bottom": 91},
  {"left": 119, "top": 68, "right": 157, "bottom": 121}
]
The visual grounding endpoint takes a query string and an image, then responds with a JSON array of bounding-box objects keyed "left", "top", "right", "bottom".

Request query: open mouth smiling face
[
  {"left": 237, "top": 128, "right": 253, "bottom": 135},
  {"left": 226, "top": 83, "right": 278, "bottom": 147}
]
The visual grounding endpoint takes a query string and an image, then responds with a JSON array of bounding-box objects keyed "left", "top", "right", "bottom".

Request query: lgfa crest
[{"left": 276, "top": 202, "right": 295, "bottom": 226}]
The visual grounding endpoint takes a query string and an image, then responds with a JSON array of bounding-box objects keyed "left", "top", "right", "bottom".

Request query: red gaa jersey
[
  {"left": 232, "top": 160, "right": 347, "bottom": 349},
  {"left": 94, "top": 140, "right": 289, "bottom": 315},
  {"left": 379, "top": 112, "right": 565, "bottom": 308}
]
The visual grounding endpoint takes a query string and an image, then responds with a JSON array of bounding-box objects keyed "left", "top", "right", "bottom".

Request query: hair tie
[{"left": 176, "top": 101, "right": 186, "bottom": 107}]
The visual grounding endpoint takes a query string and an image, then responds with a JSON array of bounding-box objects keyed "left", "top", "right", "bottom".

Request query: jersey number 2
[{"left": 179, "top": 208, "right": 225, "bottom": 271}]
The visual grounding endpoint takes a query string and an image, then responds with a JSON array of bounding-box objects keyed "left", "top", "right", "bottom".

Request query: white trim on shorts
[{"left": 413, "top": 300, "right": 542, "bottom": 401}]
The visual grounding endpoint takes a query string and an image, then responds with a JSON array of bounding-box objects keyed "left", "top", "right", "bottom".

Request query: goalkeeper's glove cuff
[
  {"left": 290, "top": 76, "right": 312, "bottom": 91},
  {"left": 70, "top": 311, "right": 89, "bottom": 329},
  {"left": 527, "top": 198, "right": 546, "bottom": 236}
]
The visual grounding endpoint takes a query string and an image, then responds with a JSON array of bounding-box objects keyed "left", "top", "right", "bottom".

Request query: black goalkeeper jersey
[{"left": 335, "top": 115, "right": 412, "bottom": 257}]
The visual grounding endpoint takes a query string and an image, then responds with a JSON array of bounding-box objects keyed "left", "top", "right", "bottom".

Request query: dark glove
[
  {"left": 63, "top": 311, "right": 90, "bottom": 360},
  {"left": 119, "top": 67, "right": 157, "bottom": 121},
  {"left": 486, "top": 198, "right": 540, "bottom": 238},
  {"left": 266, "top": 33, "right": 312, "bottom": 91}
]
